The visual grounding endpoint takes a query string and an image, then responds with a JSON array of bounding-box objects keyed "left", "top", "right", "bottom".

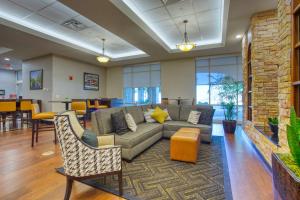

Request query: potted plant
[
  {"left": 218, "top": 76, "right": 243, "bottom": 134},
  {"left": 268, "top": 117, "right": 278, "bottom": 140}
]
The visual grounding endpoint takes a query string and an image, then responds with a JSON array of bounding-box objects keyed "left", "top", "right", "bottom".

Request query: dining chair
[
  {"left": 180, "top": 98, "right": 194, "bottom": 106},
  {"left": 71, "top": 99, "right": 87, "bottom": 128},
  {"left": 20, "top": 99, "right": 32, "bottom": 128},
  {"left": 54, "top": 111, "right": 122, "bottom": 200},
  {"left": 95, "top": 99, "right": 108, "bottom": 109},
  {"left": 161, "top": 98, "right": 169, "bottom": 106},
  {"left": 31, "top": 103, "right": 56, "bottom": 147},
  {"left": 0, "top": 99, "right": 17, "bottom": 131}
]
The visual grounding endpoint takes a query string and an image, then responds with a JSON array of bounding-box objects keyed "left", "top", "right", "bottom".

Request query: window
[
  {"left": 196, "top": 55, "right": 243, "bottom": 121},
  {"left": 123, "top": 63, "right": 161, "bottom": 105}
]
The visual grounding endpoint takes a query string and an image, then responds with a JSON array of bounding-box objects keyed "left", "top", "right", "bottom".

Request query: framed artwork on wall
[
  {"left": 0, "top": 90, "right": 5, "bottom": 96},
  {"left": 30, "top": 69, "right": 43, "bottom": 90},
  {"left": 83, "top": 72, "right": 99, "bottom": 91}
]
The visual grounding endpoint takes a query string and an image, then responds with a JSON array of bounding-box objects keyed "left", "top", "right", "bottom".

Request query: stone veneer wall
[{"left": 243, "top": 0, "right": 292, "bottom": 165}]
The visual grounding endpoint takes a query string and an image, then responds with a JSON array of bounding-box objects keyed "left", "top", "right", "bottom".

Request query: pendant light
[
  {"left": 176, "top": 20, "right": 196, "bottom": 52},
  {"left": 97, "top": 38, "right": 110, "bottom": 63}
]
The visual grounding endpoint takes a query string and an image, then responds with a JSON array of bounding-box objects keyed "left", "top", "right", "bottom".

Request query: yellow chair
[
  {"left": 0, "top": 100, "right": 17, "bottom": 130},
  {"left": 95, "top": 99, "right": 108, "bottom": 109},
  {"left": 20, "top": 99, "right": 32, "bottom": 128},
  {"left": 31, "top": 103, "right": 56, "bottom": 147},
  {"left": 71, "top": 100, "right": 87, "bottom": 128}
]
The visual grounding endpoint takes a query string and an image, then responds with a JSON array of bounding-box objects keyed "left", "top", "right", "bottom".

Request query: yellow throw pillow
[{"left": 151, "top": 106, "right": 168, "bottom": 124}]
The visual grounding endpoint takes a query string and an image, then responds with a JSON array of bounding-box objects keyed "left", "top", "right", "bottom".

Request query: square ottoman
[{"left": 170, "top": 128, "right": 200, "bottom": 163}]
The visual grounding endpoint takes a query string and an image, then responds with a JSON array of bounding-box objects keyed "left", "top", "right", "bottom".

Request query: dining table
[{"left": 49, "top": 100, "right": 72, "bottom": 110}]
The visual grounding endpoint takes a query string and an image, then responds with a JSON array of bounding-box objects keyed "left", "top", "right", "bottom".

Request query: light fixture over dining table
[
  {"left": 176, "top": 20, "right": 196, "bottom": 52},
  {"left": 97, "top": 38, "right": 110, "bottom": 63}
]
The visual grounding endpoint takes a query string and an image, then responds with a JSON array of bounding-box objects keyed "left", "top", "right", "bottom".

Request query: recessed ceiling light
[
  {"left": 236, "top": 34, "right": 243, "bottom": 39},
  {"left": 4, "top": 57, "right": 10, "bottom": 61}
]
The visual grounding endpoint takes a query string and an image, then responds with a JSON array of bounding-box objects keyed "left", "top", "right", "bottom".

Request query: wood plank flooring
[{"left": 0, "top": 124, "right": 274, "bottom": 200}]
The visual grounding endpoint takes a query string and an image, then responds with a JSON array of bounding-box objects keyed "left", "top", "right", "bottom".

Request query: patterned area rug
[{"left": 56, "top": 136, "right": 232, "bottom": 200}]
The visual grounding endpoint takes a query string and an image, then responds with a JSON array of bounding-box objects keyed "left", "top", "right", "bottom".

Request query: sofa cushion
[
  {"left": 166, "top": 105, "right": 180, "bottom": 121},
  {"left": 180, "top": 105, "right": 195, "bottom": 121},
  {"left": 163, "top": 121, "right": 211, "bottom": 135},
  {"left": 115, "top": 123, "right": 163, "bottom": 148},
  {"left": 93, "top": 107, "right": 123, "bottom": 134},
  {"left": 125, "top": 106, "right": 145, "bottom": 124}
]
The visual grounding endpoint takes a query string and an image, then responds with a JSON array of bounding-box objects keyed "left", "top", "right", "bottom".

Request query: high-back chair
[
  {"left": 54, "top": 111, "right": 122, "bottom": 200},
  {"left": 31, "top": 103, "right": 56, "bottom": 147},
  {"left": 180, "top": 98, "right": 195, "bottom": 106},
  {"left": 20, "top": 99, "right": 32, "bottom": 128},
  {"left": 95, "top": 99, "right": 108, "bottom": 109},
  {"left": 0, "top": 99, "right": 17, "bottom": 130},
  {"left": 71, "top": 99, "right": 87, "bottom": 128}
]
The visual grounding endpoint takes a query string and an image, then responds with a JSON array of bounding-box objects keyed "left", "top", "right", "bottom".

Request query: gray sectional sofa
[{"left": 91, "top": 104, "right": 215, "bottom": 161}]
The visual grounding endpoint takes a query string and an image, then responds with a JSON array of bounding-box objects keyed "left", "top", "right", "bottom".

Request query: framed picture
[
  {"left": 30, "top": 69, "right": 43, "bottom": 90},
  {"left": 0, "top": 90, "right": 5, "bottom": 96},
  {"left": 83, "top": 72, "right": 99, "bottom": 91}
]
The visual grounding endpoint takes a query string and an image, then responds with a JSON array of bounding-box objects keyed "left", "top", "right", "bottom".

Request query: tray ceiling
[
  {"left": 0, "top": 0, "right": 147, "bottom": 60},
  {"left": 111, "top": 0, "right": 229, "bottom": 52}
]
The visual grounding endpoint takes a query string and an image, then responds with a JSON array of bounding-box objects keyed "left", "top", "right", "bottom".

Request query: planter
[
  {"left": 272, "top": 153, "right": 300, "bottom": 200},
  {"left": 222, "top": 120, "right": 237, "bottom": 134}
]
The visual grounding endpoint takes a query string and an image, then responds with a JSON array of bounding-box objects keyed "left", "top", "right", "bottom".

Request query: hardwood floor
[{"left": 0, "top": 123, "right": 274, "bottom": 200}]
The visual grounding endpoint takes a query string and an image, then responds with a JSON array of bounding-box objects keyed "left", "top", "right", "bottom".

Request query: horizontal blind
[
  {"left": 123, "top": 63, "right": 160, "bottom": 88},
  {"left": 196, "top": 55, "right": 242, "bottom": 85}
]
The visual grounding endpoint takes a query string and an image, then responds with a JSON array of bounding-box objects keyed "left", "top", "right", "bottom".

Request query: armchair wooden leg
[
  {"left": 54, "top": 126, "right": 57, "bottom": 144},
  {"left": 83, "top": 115, "right": 86, "bottom": 129},
  {"left": 118, "top": 171, "right": 123, "bottom": 196},
  {"left": 64, "top": 177, "right": 73, "bottom": 200}
]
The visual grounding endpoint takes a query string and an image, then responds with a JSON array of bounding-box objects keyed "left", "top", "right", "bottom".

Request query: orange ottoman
[{"left": 170, "top": 128, "right": 200, "bottom": 163}]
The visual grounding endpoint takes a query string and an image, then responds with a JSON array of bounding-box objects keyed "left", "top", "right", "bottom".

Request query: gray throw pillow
[
  {"left": 111, "top": 111, "right": 129, "bottom": 134},
  {"left": 81, "top": 130, "right": 98, "bottom": 147},
  {"left": 198, "top": 109, "right": 215, "bottom": 125}
]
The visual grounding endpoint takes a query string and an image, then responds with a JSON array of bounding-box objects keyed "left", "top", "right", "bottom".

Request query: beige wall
[
  {"left": 22, "top": 55, "right": 107, "bottom": 112},
  {"left": 106, "top": 66, "right": 123, "bottom": 98},
  {"left": 22, "top": 55, "right": 53, "bottom": 112},
  {"left": 161, "top": 58, "right": 196, "bottom": 99},
  {"left": 52, "top": 56, "right": 106, "bottom": 112}
]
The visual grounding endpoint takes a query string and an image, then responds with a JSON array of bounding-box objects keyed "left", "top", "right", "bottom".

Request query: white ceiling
[
  {"left": 112, "top": 0, "right": 228, "bottom": 52},
  {"left": 0, "top": 0, "right": 147, "bottom": 60}
]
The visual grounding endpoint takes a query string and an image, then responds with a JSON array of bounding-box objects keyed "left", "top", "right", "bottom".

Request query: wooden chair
[
  {"left": 20, "top": 99, "right": 32, "bottom": 128},
  {"left": 71, "top": 99, "right": 87, "bottom": 128},
  {"left": 54, "top": 111, "right": 122, "bottom": 200},
  {"left": 31, "top": 103, "right": 56, "bottom": 147},
  {"left": 161, "top": 98, "right": 169, "bottom": 106},
  {"left": 0, "top": 100, "right": 17, "bottom": 131},
  {"left": 95, "top": 99, "right": 108, "bottom": 109}
]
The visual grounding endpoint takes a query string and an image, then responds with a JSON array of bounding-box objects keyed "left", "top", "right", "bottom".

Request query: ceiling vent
[{"left": 61, "top": 19, "right": 87, "bottom": 32}]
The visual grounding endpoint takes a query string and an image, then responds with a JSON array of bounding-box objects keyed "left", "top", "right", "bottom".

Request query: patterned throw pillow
[
  {"left": 187, "top": 111, "right": 201, "bottom": 125},
  {"left": 144, "top": 109, "right": 156, "bottom": 123},
  {"left": 111, "top": 111, "right": 129, "bottom": 134},
  {"left": 125, "top": 113, "right": 137, "bottom": 132}
]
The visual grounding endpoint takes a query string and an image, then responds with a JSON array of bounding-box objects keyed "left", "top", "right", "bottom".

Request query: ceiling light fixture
[
  {"left": 176, "top": 20, "right": 196, "bottom": 52},
  {"left": 236, "top": 34, "right": 243, "bottom": 39},
  {"left": 4, "top": 57, "right": 10, "bottom": 61},
  {"left": 97, "top": 39, "right": 110, "bottom": 63}
]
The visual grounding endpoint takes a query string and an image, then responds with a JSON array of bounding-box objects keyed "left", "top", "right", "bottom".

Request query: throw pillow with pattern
[
  {"left": 187, "top": 111, "right": 201, "bottom": 125},
  {"left": 125, "top": 113, "right": 137, "bottom": 132},
  {"left": 144, "top": 109, "right": 156, "bottom": 123}
]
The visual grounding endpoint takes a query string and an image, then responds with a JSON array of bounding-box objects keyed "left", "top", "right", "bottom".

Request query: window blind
[{"left": 123, "top": 63, "right": 160, "bottom": 88}]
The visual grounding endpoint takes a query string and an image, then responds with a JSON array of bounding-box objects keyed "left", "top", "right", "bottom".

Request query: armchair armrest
[{"left": 97, "top": 134, "right": 115, "bottom": 146}]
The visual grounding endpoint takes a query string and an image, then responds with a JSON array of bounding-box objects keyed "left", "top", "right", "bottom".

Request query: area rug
[{"left": 56, "top": 136, "right": 232, "bottom": 200}]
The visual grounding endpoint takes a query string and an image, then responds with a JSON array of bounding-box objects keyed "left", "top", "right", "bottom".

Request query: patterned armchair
[{"left": 54, "top": 111, "right": 122, "bottom": 200}]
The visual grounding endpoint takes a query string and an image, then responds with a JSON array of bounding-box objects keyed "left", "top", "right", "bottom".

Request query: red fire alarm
[{"left": 69, "top": 76, "right": 73, "bottom": 80}]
